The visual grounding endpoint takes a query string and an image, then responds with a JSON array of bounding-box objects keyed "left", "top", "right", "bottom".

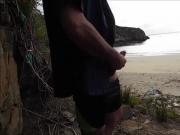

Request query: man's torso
[{"left": 43, "top": 0, "right": 116, "bottom": 96}]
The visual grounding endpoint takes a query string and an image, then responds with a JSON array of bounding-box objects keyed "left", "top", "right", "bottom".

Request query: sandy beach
[{"left": 117, "top": 54, "right": 180, "bottom": 96}]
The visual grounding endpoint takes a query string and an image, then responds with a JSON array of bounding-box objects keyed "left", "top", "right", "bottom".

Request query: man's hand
[
  {"left": 108, "top": 50, "right": 126, "bottom": 75},
  {"left": 120, "top": 50, "right": 126, "bottom": 56},
  {"left": 60, "top": 5, "right": 126, "bottom": 71},
  {"left": 111, "top": 50, "right": 126, "bottom": 70},
  {"left": 118, "top": 53, "right": 126, "bottom": 69}
]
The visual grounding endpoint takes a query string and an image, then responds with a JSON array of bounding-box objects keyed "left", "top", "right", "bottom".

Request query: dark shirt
[
  {"left": 82, "top": 0, "right": 115, "bottom": 45},
  {"left": 43, "top": 0, "right": 115, "bottom": 97}
]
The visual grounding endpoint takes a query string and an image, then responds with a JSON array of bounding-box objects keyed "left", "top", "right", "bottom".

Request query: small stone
[
  {"left": 173, "top": 102, "right": 180, "bottom": 107},
  {"left": 143, "top": 119, "right": 150, "bottom": 124},
  {"left": 131, "top": 116, "right": 137, "bottom": 120},
  {"left": 144, "top": 89, "right": 162, "bottom": 99}
]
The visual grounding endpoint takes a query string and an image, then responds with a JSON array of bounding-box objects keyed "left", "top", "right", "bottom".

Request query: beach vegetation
[
  {"left": 122, "top": 85, "right": 180, "bottom": 122},
  {"left": 121, "top": 85, "right": 142, "bottom": 107},
  {"left": 144, "top": 96, "right": 169, "bottom": 122},
  {"left": 167, "top": 110, "right": 179, "bottom": 119},
  {"left": 153, "top": 96, "right": 168, "bottom": 122},
  {"left": 144, "top": 95, "right": 180, "bottom": 122},
  {"left": 121, "top": 85, "right": 131, "bottom": 104}
]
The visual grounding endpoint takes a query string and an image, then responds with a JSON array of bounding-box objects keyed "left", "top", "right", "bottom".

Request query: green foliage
[
  {"left": 122, "top": 85, "right": 180, "bottom": 122},
  {"left": 122, "top": 85, "right": 180, "bottom": 123},
  {"left": 144, "top": 96, "right": 168, "bottom": 122},
  {"left": 128, "top": 96, "right": 142, "bottom": 107},
  {"left": 154, "top": 96, "right": 168, "bottom": 122},
  {"left": 121, "top": 85, "right": 142, "bottom": 107},
  {"left": 17, "top": 0, "right": 35, "bottom": 17},
  {"left": 32, "top": 11, "right": 48, "bottom": 44},
  {"left": 122, "top": 85, "right": 131, "bottom": 104},
  {"left": 144, "top": 95, "right": 179, "bottom": 122},
  {"left": 167, "top": 110, "right": 179, "bottom": 119},
  {"left": 144, "top": 97, "right": 154, "bottom": 115},
  {"left": 16, "top": 0, "right": 48, "bottom": 44}
]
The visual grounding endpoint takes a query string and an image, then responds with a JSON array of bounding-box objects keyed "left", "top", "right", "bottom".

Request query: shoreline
[
  {"left": 125, "top": 52, "right": 180, "bottom": 58},
  {"left": 119, "top": 54, "right": 180, "bottom": 73},
  {"left": 117, "top": 54, "right": 180, "bottom": 96}
]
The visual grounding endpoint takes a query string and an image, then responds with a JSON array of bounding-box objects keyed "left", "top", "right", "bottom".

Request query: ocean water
[
  {"left": 115, "top": 32, "right": 180, "bottom": 57},
  {"left": 38, "top": 1, "right": 180, "bottom": 57},
  {"left": 109, "top": 1, "right": 180, "bottom": 57},
  {"left": 108, "top": 1, "right": 180, "bottom": 35}
]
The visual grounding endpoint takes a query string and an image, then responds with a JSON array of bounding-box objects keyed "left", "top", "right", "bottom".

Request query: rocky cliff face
[
  {"left": 114, "top": 26, "right": 149, "bottom": 47},
  {"left": 0, "top": 27, "right": 22, "bottom": 135}
]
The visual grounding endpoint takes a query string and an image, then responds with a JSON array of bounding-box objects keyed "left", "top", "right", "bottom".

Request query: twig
[
  {"left": 28, "top": 61, "right": 53, "bottom": 93},
  {"left": 48, "top": 124, "right": 52, "bottom": 135},
  {"left": 52, "top": 123, "right": 57, "bottom": 135},
  {"left": 23, "top": 107, "right": 79, "bottom": 135},
  {"left": 38, "top": 118, "right": 44, "bottom": 135}
]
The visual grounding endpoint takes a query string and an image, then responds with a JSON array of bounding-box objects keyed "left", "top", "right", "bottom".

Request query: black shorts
[{"left": 73, "top": 79, "right": 122, "bottom": 128}]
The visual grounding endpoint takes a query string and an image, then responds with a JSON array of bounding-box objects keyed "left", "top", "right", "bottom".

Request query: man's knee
[{"left": 105, "top": 107, "right": 123, "bottom": 127}]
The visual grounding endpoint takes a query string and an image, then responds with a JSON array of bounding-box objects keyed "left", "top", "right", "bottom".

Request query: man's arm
[{"left": 60, "top": 6, "right": 126, "bottom": 70}]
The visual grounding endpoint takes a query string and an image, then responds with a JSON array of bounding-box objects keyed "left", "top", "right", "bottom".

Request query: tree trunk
[{"left": 0, "top": 1, "right": 22, "bottom": 134}]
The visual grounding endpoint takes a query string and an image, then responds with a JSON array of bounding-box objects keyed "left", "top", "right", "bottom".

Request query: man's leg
[
  {"left": 76, "top": 107, "right": 107, "bottom": 135},
  {"left": 94, "top": 125, "right": 105, "bottom": 135},
  {"left": 94, "top": 106, "right": 123, "bottom": 135},
  {"left": 103, "top": 78, "right": 123, "bottom": 135},
  {"left": 74, "top": 95, "right": 106, "bottom": 135},
  {"left": 104, "top": 106, "right": 123, "bottom": 135},
  {"left": 76, "top": 108, "right": 96, "bottom": 135}
]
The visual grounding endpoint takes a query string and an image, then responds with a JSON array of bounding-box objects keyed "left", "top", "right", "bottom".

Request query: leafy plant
[
  {"left": 154, "top": 96, "right": 168, "bottom": 122},
  {"left": 121, "top": 85, "right": 142, "bottom": 107},
  {"left": 128, "top": 96, "right": 142, "bottom": 107},
  {"left": 144, "top": 95, "right": 179, "bottom": 122},
  {"left": 122, "top": 85, "right": 131, "bottom": 104},
  {"left": 167, "top": 110, "right": 179, "bottom": 119}
]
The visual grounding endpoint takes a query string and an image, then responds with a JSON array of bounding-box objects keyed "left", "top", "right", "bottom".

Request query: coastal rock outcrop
[
  {"left": 114, "top": 26, "right": 149, "bottom": 47},
  {"left": 0, "top": 28, "right": 22, "bottom": 135}
]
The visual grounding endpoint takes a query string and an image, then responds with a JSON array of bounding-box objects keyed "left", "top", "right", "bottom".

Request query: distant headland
[{"left": 114, "top": 25, "right": 149, "bottom": 47}]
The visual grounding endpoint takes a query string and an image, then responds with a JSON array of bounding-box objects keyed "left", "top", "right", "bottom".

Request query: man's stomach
[{"left": 82, "top": 60, "right": 119, "bottom": 96}]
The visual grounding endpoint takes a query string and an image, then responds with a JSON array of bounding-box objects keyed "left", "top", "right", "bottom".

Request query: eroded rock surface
[{"left": 0, "top": 28, "right": 22, "bottom": 135}]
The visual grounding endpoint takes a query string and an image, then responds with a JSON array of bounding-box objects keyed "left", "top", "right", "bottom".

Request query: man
[{"left": 43, "top": 0, "right": 126, "bottom": 135}]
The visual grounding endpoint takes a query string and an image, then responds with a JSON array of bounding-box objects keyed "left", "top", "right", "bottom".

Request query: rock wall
[
  {"left": 114, "top": 26, "right": 149, "bottom": 47},
  {"left": 0, "top": 27, "right": 22, "bottom": 135}
]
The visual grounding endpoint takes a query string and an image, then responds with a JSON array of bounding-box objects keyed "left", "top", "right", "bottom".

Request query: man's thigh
[
  {"left": 74, "top": 79, "right": 122, "bottom": 128},
  {"left": 104, "top": 106, "right": 123, "bottom": 127}
]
